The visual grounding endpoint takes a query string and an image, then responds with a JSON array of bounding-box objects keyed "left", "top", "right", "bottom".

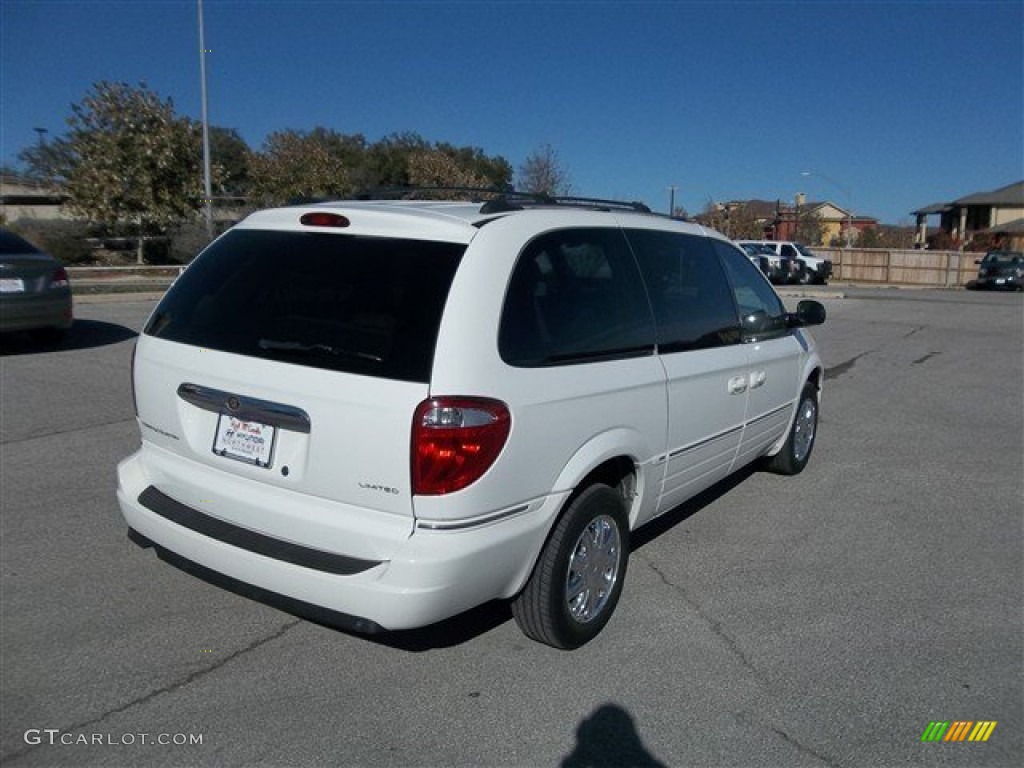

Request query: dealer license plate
[
  {"left": 0, "top": 278, "right": 25, "bottom": 293},
  {"left": 213, "top": 414, "right": 276, "bottom": 467}
]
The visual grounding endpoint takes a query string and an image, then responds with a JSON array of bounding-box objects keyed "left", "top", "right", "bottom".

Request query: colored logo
[{"left": 921, "top": 721, "right": 997, "bottom": 743}]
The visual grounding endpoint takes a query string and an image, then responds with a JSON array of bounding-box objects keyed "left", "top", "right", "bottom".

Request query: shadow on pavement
[
  {"left": 0, "top": 319, "right": 138, "bottom": 356},
  {"left": 560, "top": 703, "right": 668, "bottom": 767}
]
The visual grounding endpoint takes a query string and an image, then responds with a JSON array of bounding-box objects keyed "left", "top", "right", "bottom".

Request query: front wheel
[
  {"left": 511, "top": 484, "right": 629, "bottom": 649},
  {"left": 764, "top": 383, "right": 819, "bottom": 475}
]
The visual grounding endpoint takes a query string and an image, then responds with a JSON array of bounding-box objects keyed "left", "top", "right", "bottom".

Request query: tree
[
  {"left": 208, "top": 127, "right": 252, "bottom": 197},
  {"left": 17, "top": 139, "right": 75, "bottom": 183},
  {"left": 793, "top": 208, "right": 827, "bottom": 246},
  {"left": 695, "top": 201, "right": 763, "bottom": 239},
  {"left": 517, "top": 143, "right": 571, "bottom": 195},
  {"left": 406, "top": 149, "right": 492, "bottom": 193},
  {"left": 249, "top": 128, "right": 366, "bottom": 205},
  {"left": 53, "top": 82, "right": 212, "bottom": 261}
]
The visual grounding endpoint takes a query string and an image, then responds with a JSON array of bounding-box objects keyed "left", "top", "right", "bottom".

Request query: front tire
[
  {"left": 764, "top": 383, "right": 819, "bottom": 475},
  {"left": 511, "top": 484, "right": 629, "bottom": 649}
]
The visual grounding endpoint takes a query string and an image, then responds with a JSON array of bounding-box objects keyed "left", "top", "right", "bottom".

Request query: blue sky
[{"left": 2, "top": 0, "right": 1022, "bottom": 224}]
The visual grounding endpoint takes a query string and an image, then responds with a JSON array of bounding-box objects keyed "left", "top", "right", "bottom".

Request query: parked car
[
  {"left": 737, "top": 240, "right": 833, "bottom": 285},
  {"left": 738, "top": 241, "right": 798, "bottom": 284},
  {"left": 972, "top": 251, "right": 1023, "bottom": 290},
  {"left": 0, "top": 229, "right": 73, "bottom": 341},
  {"left": 117, "top": 193, "right": 826, "bottom": 649}
]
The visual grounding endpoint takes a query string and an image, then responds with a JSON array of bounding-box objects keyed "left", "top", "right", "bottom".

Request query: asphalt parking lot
[{"left": 2, "top": 288, "right": 1021, "bottom": 767}]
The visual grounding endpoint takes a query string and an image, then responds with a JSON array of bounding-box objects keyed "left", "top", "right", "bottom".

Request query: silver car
[{"left": 0, "top": 229, "right": 73, "bottom": 341}]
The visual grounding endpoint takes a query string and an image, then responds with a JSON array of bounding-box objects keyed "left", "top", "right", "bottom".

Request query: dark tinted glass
[
  {"left": 145, "top": 229, "right": 464, "bottom": 382},
  {"left": 712, "top": 239, "right": 789, "bottom": 340},
  {"left": 0, "top": 230, "right": 42, "bottom": 255},
  {"left": 625, "top": 229, "right": 740, "bottom": 352},
  {"left": 499, "top": 228, "right": 655, "bottom": 366}
]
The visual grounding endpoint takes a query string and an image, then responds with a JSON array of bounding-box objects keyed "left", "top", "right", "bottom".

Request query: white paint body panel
[{"left": 117, "top": 202, "right": 823, "bottom": 631}]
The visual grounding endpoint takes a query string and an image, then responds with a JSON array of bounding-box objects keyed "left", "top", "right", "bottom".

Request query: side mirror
[
  {"left": 741, "top": 309, "right": 771, "bottom": 334},
  {"left": 789, "top": 299, "right": 826, "bottom": 327}
]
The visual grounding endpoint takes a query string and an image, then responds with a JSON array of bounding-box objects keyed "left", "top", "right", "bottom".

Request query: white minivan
[{"left": 117, "top": 194, "right": 826, "bottom": 649}]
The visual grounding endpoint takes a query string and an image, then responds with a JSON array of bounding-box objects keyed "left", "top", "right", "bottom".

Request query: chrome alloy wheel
[
  {"left": 792, "top": 394, "right": 818, "bottom": 463},
  {"left": 565, "top": 514, "right": 621, "bottom": 624}
]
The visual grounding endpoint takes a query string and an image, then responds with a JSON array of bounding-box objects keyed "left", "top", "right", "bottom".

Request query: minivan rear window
[{"left": 145, "top": 229, "right": 464, "bottom": 382}]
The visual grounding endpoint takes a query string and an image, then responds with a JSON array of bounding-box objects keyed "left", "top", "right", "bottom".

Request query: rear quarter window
[
  {"left": 145, "top": 229, "right": 464, "bottom": 383},
  {"left": 498, "top": 228, "right": 655, "bottom": 366}
]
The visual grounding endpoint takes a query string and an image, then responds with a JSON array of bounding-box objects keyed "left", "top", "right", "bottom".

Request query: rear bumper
[
  {"left": 117, "top": 450, "right": 564, "bottom": 631},
  {"left": 0, "top": 291, "right": 73, "bottom": 333},
  {"left": 975, "top": 275, "right": 1021, "bottom": 290}
]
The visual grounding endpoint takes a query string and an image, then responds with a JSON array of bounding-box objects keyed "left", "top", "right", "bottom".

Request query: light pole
[
  {"left": 801, "top": 170, "right": 853, "bottom": 248},
  {"left": 198, "top": 0, "right": 213, "bottom": 238}
]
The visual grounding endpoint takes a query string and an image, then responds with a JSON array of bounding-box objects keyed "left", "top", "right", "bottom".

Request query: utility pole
[
  {"left": 198, "top": 0, "right": 214, "bottom": 238},
  {"left": 667, "top": 185, "right": 677, "bottom": 217}
]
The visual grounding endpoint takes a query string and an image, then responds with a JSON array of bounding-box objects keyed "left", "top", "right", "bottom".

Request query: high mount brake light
[
  {"left": 300, "top": 212, "right": 350, "bottom": 228},
  {"left": 412, "top": 397, "right": 511, "bottom": 495}
]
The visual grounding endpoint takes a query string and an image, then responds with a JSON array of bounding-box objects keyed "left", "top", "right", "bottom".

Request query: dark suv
[{"left": 973, "top": 251, "right": 1024, "bottom": 291}]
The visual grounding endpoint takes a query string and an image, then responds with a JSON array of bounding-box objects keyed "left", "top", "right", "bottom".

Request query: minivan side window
[
  {"left": 712, "top": 239, "right": 789, "bottom": 341},
  {"left": 625, "top": 229, "right": 740, "bottom": 353},
  {"left": 499, "top": 228, "right": 655, "bottom": 366}
]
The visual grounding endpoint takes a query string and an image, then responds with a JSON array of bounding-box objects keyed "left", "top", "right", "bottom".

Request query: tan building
[
  {"left": 0, "top": 174, "right": 71, "bottom": 222},
  {"left": 913, "top": 180, "right": 1024, "bottom": 248}
]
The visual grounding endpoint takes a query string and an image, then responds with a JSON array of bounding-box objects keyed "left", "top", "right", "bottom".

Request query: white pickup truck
[{"left": 737, "top": 240, "right": 833, "bottom": 285}]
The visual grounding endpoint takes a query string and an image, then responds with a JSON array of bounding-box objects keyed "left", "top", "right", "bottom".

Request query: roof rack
[
  {"left": 353, "top": 185, "right": 512, "bottom": 202},
  {"left": 479, "top": 193, "right": 651, "bottom": 215},
  {"left": 349, "top": 185, "right": 652, "bottom": 215}
]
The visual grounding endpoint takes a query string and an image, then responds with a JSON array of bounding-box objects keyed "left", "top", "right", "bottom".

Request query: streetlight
[
  {"left": 801, "top": 170, "right": 853, "bottom": 248},
  {"left": 198, "top": 0, "right": 213, "bottom": 238}
]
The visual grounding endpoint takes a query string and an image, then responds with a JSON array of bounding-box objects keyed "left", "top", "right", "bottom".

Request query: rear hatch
[{"left": 135, "top": 212, "right": 470, "bottom": 533}]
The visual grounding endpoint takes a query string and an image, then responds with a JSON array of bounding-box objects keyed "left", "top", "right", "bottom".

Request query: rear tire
[
  {"left": 511, "top": 484, "right": 629, "bottom": 649},
  {"left": 764, "top": 383, "right": 819, "bottom": 475}
]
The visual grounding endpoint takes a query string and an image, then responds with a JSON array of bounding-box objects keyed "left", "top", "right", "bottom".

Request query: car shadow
[{"left": 0, "top": 319, "right": 138, "bottom": 356}]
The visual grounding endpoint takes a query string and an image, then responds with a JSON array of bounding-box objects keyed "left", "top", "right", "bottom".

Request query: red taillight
[
  {"left": 50, "top": 266, "right": 69, "bottom": 289},
  {"left": 300, "top": 212, "right": 350, "bottom": 228},
  {"left": 412, "top": 397, "right": 511, "bottom": 495}
]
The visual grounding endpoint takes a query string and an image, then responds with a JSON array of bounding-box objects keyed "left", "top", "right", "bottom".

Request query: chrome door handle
[{"left": 727, "top": 376, "right": 748, "bottom": 395}]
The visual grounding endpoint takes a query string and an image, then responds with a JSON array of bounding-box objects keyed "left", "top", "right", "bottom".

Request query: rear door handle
[{"left": 727, "top": 376, "right": 748, "bottom": 395}]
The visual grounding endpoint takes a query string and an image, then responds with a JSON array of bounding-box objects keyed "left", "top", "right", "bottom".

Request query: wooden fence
[{"left": 812, "top": 248, "right": 980, "bottom": 287}]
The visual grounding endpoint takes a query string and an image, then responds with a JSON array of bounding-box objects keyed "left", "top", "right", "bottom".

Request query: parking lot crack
[
  {"left": 732, "top": 710, "right": 837, "bottom": 766},
  {"left": 3, "top": 619, "right": 301, "bottom": 762},
  {"left": 644, "top": 558, "right": 768, "bottom": 687}
]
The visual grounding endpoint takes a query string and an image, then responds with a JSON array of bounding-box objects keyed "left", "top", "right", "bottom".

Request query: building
[
  {"left": 0, "top": 173, "right": 70, "bottom": 222},
  {"left": 913, "top": 180, "right": 1024, "bottom": 249},
  {"left": 698, "top": 196, "right": 878, "bottom": 245}
]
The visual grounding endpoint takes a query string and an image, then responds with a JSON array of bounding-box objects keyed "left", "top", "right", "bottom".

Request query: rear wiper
[{"left": 258, "top": 338, "right": 382, "bottom": 363}]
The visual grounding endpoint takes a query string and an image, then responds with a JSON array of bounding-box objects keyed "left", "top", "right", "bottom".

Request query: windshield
[
  {"left": 145, "top": 229, "right": 464, "bottom": 383},
  {"left": 794, "top": 243, "right": 818, "bottom": 258},
  {"left": 983, "top": 251, "right": 1023, "bottom": 265}
]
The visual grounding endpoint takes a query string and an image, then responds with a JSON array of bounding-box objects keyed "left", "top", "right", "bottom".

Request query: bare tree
[{"left": 517, "top": 143, "right": 571, "bottom": 196}]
